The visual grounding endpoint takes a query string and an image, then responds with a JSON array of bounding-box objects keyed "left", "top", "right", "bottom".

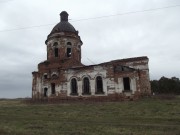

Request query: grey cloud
[{"left": 0, "top": 0, "right": 180, "bottom": 98}]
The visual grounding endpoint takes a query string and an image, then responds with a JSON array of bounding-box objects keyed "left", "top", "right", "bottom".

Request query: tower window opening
[
  {"left": 67, "top": 48, "right": 71, "bottom": 57},
  {"left": 54, "top": 48, "right": 58, "bottom": 57},
  {"left": 53, "top": 42, "right": 58, "bottom": 46},
  {"left": 123, "top": 77, "right": 130, "bottom": 91}
]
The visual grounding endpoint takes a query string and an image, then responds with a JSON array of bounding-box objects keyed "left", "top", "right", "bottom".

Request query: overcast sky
[{"left": 0, "top": 0, "right": 180, "bottom": 98}]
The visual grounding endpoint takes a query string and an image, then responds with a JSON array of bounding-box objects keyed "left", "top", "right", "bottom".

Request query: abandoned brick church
[{"left": 32, "top": 11, "right": 151, "bottom": 100}]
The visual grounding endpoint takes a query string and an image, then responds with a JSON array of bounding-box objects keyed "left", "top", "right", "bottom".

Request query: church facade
[{"left": 32, "top": 11, "right": 151, "bottom": 100}]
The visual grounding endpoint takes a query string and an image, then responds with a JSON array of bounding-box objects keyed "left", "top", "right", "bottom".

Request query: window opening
[
  {"left": 71, "top": 78, "right": 78, "bottom": 95},
  {"left": 54, "top": 48, "right": 58, "bottom": 57},
  {"left": 96, "top": 76, "right": 103, "bottom": 94},
  {"left": 67, "top": 48, "right": 71, "bottom": 57},
  {"left": 123, "top": 77, "right": 130, "bottom": 90},
  {"left": 52, "top": 74, "right": 58, "bottom": 79},
  {"left": 44, "top": 88, "right": 48, "bottom": 97},
  {"left": 83, "top": 77, "right": 90, "bottom": 94},
  {"left": 77, "top": 51, "right": 80, "bottom": 61},
  {"left": 53, "top": 42, "right": 58, "bottom": 46},
  {"left": 44, "top": 74, "right": 48, "bottom": 79},
  {"left": 51, "top": 83, "right": 55, "bottom": 94},
  {"left": 67, "top": 42, "right": 72, "bottom": 45}
]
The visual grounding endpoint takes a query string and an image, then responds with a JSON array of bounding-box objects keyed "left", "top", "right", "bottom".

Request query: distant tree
[
  {"left": 151, "top": 76, "right": 180, "bottom": 95},
  {"left": 151, "top": 80, "right": 159, "bottom": 93}
]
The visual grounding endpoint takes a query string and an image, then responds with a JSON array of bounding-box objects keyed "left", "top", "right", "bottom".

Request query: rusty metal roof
[
  {"left": 49, "top": 11, "right": 78, "bottom": 36},
  {"left": 50, "top": 21, "right": 77, "bottom": 34}
]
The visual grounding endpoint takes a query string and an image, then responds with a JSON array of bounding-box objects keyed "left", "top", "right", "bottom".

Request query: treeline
[{"left": 151, "top": 76, "right": 180, "bottom": 95}]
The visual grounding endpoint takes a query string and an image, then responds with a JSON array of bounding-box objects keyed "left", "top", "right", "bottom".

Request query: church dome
[{"left": 49, "top": 11, "right": 78, "bottom": 36}]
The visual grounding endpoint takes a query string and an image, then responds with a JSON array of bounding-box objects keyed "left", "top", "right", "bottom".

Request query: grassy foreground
[{"left": 0, "top": 97, "right": 180, "bottom": 135}]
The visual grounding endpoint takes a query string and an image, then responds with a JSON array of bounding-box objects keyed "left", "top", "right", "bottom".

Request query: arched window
[
  {"left": 67, "top": 42, "right": 72, "bottom": 45},
  {"left": 83, "top": 77, "right": 90, "bottom": 94},
  {"left": 43, "top": 73, "right": 48, "bottom": 79},
  {"left": 51, "top": 74, "right": 58, "bottom": 79},
  {"left": 53, "top": 42, "right": 59, "bottom": 57},
  {"left": 71, "top": 78, "right": 78, "bottom": 95},
  {"left": 67, "top": 48, "right": 71, "bottom": 57},
  {"left": 123, "top": 77, "right": 130, "bottom": 91},
  {"left": 44, "top": 88, "right": 48, "bottom": 97},
  {"left": 53, "top": 42, "right": 58, "bottom": 46},
  {"left": 54, "top": 48, "right": 58, "bottom": 57},
  {"left": 66, "top": 42, "right": 72, "bottom": 57},
  {"left": 96, "top": 76, "right": 104, "bottom": 94}
]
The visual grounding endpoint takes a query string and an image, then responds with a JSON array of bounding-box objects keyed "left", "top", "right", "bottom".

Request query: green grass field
[{"left": 0, "top": 97, "right": 180, "bottom": 135}]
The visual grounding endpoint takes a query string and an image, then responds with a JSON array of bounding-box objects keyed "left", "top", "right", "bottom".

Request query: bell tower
[{"left": 45, "top": 11, "right": 83, "bottom": 67}]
